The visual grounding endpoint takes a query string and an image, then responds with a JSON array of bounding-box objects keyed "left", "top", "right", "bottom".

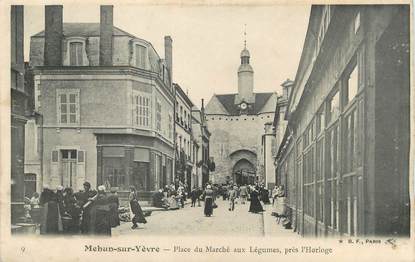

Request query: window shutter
[
  {"left": 77, "top": 150, "right": 85, "bottom": 163},
  {"left": 76, "top": 92, "right": 80, "bottom": 124},
  {"left": 51, "top": 150, "right": 59, "bottom": 163}
]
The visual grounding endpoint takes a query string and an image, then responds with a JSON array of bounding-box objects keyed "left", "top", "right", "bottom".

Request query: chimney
[
  {"left": 164, "top": 36, "right": 173, "bottom": 83},
  {"left": 100, "top": 5, "right": 113, "bottom": 66},
  {"left": 44, "top": 5, "right": 63, "bottom": 66}
]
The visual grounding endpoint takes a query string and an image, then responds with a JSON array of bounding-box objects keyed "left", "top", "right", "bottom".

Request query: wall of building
[
  {"left": 206, "top": 112, "right": 275, "bottom": 184},
  {"left": 277, "top": 5, "right": 410, "bottom": 238},
  {"left": 38, "top": 78, "right": 128, "bottom": 126}
]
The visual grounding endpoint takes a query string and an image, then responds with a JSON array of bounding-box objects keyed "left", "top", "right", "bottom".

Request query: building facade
[
  {"left": 276, "top": 5, "right": 410, "bottom": 237},
  {"left": 261, "top": 79, "right": 293, "bottom": 189},
  {"left": 270, "top": 80, "right": 293, "bottom": 187},
  {"left": 28, "top": 6, "right": 175, "bottom": 199},
  {"left": 205, "top": 45, "right": 278, "bottom": 185},
  {"left": 191, "top": 102, "right": 211, "bottom": 187},
  {"left": 174, "top": 83, "right": 194, "bottom": 189}
]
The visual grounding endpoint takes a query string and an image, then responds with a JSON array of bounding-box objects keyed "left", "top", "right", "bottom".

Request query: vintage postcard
[{"left": 0, "top": 0, "right": 413, "bottom": 261}]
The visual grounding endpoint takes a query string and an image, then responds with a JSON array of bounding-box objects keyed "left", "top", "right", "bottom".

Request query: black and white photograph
[{"left": 2, "top": 0, "right": 413, "bottom": 261}]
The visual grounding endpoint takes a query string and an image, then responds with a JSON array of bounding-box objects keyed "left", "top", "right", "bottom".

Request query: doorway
[{"left": 61, "top": 150, "right": 77, "bottom": 188}]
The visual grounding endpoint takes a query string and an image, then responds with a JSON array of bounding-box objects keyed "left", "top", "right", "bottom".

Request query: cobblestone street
[{"left": 113, "top": 199, "right": 265, "bottom": 236}]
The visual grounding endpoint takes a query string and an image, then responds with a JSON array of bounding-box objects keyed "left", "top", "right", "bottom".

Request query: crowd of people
[
  {"left": 151, "top": 183, "right": 196, "bottom": 210},
  {"left": 29, "top": 182, "right": 120, "bottom": 236},
  {"left": 26, "top": 179, "right": 289, "bottom": 236},
  {"left": 186, "top": 182, "right": 283, "bottom": 217}
]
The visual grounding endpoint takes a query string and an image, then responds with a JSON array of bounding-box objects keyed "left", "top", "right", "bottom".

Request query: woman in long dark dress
[
  {"left": 261, "top": 186, "right": 271, "bottom": 205},
  {"left": 129, "top": 186, "right": 147, "bottom": 229},
  {"left": 39, "top": 186, "right": 62, "bottom": 234},
  {"left": 62, "top": 187, "right": 81, "bottom": 234},
  {"left": 249, "top": 186, "right": 264, "bottom": 213},
  {"left": 203, "top": 185, "right": 214, "bottom": 217},
  {"left": 90, "top": 185, "right": 112, "bottom": 236}
]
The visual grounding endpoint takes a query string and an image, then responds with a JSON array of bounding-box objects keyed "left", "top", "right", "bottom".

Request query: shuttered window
[
  {"left": 57, "top": 89, "right": 80, "bottom": 125},
  {"left": 135, "top": 44, "right": 147, "bottom": 69},
  {"left": 133, "top": 91, "right": 151, "bottom": 127}
]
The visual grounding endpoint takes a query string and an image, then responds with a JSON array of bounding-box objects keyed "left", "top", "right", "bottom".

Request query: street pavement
[{"left": 113, "top": 198, "right": 295, "bottom": 237}]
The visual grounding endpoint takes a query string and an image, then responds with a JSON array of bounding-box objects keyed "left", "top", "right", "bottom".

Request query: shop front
[{"left": 96, "top": 133, "right": 174, "bottom": 201}]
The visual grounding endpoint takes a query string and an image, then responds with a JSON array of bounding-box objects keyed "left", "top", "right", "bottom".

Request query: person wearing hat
[
  {"left": 77, "top": 181, "right": 97, "bottom": 234},
  {"left": 89, "top": 185, "right": 112, "bottom": 235},
  {"left": 129, "top": 186, "right": 147, "bottom": 229},
  {"left": 107, "top": 188, "right": 120, "bottom": 228},
  {"left": 249, "top": 185, "right": 264, "bottom": 213},
  {"left": 202, "top": 185, "right": 214, "bottom": 217}
]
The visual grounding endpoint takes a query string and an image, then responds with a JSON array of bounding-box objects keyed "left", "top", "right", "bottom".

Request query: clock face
[{"left": 240, "top": 102, "right": 248, "bottom": 110}]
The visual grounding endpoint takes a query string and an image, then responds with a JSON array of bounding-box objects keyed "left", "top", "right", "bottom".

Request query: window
[
  {"left": 135, "top": 44, "right": 147, "bottom": 69},
  {"left": 327, "top": 90, "right": 340, "bottom": 124},
  {"left": 316, "top": 108, "right": 325, "bottom": 135},
  {"left": 57, "top": 89, "right": 79, "bottom": 125},
  {"left": 180, "top": 106, "right": 183, "bottom": 125},
  {"left": 303, "top": 128, "right": 310, "bottom": 148},
  {"left": 304, "top": 149, "right": 314, "bottom": 217},
  {"left": 354, "top": 12, "right": 361, "bottom": 34},
  {"left": 303, "top": 121, "right": 314, "bottom": 149},
  {"left": 103, "top": 147, "right": 126, "bottom": 189},
  {"left": 133, "top": 92, "right": 151, "bottom": 127},
  {"left": 314, "top": 6, "right": 331, "bottom": 61},
  {"left": 69, "top": 42, "right": 83, "bottom": 66},
  {"left": 346, "top": 64, "right": 359, "bottom": 104},
  {"left": 168, "top": 114, "right": 173, "bottom": 139},
  {"left": 61, "top": 149, "right": 77, "bottom": 160},
  {"left": 327, "top": 125, "right": 339, "bottom": 229},
  {"left": 316, "top": 139, "right": 324, "bottom": 222},
  {"left": 156, "top": 100, "right": 162, "bottom": 132}
]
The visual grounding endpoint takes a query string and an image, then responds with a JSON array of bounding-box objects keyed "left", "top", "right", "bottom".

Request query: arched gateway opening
[{"left": 232, "top": 159, "right": 256, "bottom": 185}]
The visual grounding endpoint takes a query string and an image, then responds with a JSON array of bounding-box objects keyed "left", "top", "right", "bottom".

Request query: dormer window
[
  {"left": 64, "top": 37, "right": 88, "bottom": 66},
  {"left": 134, "top": 44, "right": 147, "bottom": 69}
]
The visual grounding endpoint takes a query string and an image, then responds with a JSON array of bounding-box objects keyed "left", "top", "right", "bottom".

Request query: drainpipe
[
  {"left": 39, "top": 72, "right": 44, "bottom": 191},
  {"left": 38, "top": 112, "right": 44, "bottom": 191}
]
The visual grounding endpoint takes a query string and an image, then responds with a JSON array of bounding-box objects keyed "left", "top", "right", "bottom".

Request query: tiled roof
[
  {"left": 214, "top": 92, "right": 274, "bottom": 115},
  {"left": 33, "top": 23, "right": 138, "bottom": 38}
]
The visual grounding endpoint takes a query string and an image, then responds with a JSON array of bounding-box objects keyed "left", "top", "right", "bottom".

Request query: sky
[{"left": 23, "top": 4, "right": 310, "bottom": 108}]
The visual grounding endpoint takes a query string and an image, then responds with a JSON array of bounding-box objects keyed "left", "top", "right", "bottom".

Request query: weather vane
[{"left": 244, "top": 24, "right": 247, "bottom": 48}]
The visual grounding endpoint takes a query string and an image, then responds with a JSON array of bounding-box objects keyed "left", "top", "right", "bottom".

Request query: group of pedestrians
[
  {"left": 197, "top": 182, "right": 274, "bottom": 217},
  {"left": 36, "top": 182, "right": 120, "bottom": 236},
  {"left": 152, "top": 183, "right": 191, "bottom": 210}
]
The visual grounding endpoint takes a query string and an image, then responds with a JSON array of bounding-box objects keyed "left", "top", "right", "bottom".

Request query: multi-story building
[
  {"left": 264, "top": 79, "right": 293, "bottom": 189},
  {"left": 191, "top": 100, "right": 211, "bottom": 187},
  {"left": 173, "top": 83, "right": 194, "bottom": 189},
  {"left": 276, "top": 5, "right": 410, "bottom": 237},
  {"left": 205, "top": 44, "right": 278, "bottom": 185},
  {"left": 11, "top": 5, "right": 31, "bottom": 222},
  {"left": 28, "top": 6, "right": 175, "bottom": 199}
]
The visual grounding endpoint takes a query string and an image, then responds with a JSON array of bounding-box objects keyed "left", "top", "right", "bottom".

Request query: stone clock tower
[{"left": 235, "top": 46, "right": 255, "bottom": 110}]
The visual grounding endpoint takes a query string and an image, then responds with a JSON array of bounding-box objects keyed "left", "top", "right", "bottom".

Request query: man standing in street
[{"left": 228, "top": 185, "right": 237, "bottom": 211}]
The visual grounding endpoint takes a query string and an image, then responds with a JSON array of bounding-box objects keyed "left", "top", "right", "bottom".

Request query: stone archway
[
  {"left": 229, "top": 149, "right": 257, "bottom": 185},
  {"left": 232, "top": 158, "right": 256, "bottom": 185}
]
